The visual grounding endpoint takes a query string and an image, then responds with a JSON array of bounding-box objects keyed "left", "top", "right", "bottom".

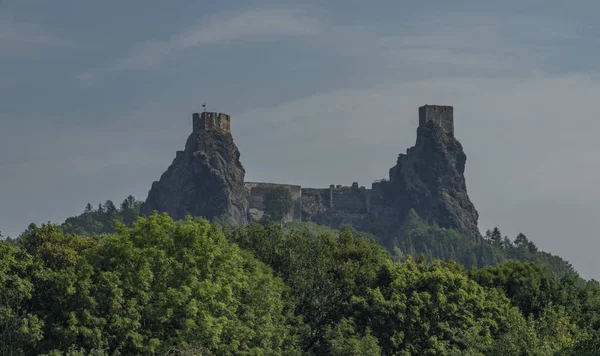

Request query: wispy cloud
[
  {"left": 79, "top": 8, "right": 321, "bottom": 82},
  {"left": 0, "top": 15, "right": 73, "bottom": 47},
  {"left": 335, "top": 12, "right": 576, "bottom": 74},
  {"left": 119, "top": 8, "right": 321, "bottom": 71},
  {"left": 79, "top": 8, "right": 576, "bottom": 85}
]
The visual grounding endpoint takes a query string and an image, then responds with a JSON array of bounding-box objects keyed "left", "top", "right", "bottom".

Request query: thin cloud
[
  {"left": 369, "top": 12, "right": 575, "bottom": 74},
  {"left": 78, "top": 9, "right": 574, "bottom": 84},
  {"left": 80, "top": 7, "right": 322, "bottom": 80},
  {"left": 0, "top": 16, "right": 73, "bottom": 47}
]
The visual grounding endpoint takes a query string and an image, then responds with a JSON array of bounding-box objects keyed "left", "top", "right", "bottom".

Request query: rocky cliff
[
  {"left": 140, "top": 119, "right": 248, "bottom": 224},
  {"left": 385, "top": 120, "right": 480, "bottom": 238}
]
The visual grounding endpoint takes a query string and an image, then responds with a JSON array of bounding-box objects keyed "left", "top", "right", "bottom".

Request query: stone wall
[
  {"left": 245, "top": 182, "right": 302, "bottom": 222},
  {"left": 247, "top": 181, "right": 373, "bottom": 224},
  {"left": 299, "top": 183, "right": 374, "bottom": 230},
  {"left": 300, "top": 183, "right": 370, "bottom": 216},
  {"left": 300, "top": 188, "right": 331, "bottom": 218},
  {"left": 330, "top": 182, "right": 369, "bottom": 214}
]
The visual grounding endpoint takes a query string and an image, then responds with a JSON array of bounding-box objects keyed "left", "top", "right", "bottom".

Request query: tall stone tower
[{"left": 419, "top": 105, "right": 454, "bottom": 135}]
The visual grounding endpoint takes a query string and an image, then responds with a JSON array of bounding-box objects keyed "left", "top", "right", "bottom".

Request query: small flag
[{"left": 202, "top": 103, "right": 206, "bottom": 112}]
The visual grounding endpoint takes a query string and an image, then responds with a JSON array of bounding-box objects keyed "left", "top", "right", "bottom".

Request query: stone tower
[
  {"left": 418, "top": 105, "right": 454, "bottom": 135},
  {"left": 192, "top": 112, "right": 231, "bottom": 133}
]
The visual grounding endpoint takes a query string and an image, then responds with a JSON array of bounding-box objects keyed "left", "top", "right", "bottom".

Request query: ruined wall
[
  {"left": 193, "top": 112, "right": 231, "bottom": 133},
  {"left": 331, "top": 183, "right": 369, "bottom": 214},
  {"left": 300, "top": 183, "right": 374, "bottom": 231},
  {"left": 245, "top": 181, "right": 373, "bottom": 225},
  {"left": 245, "top": 182, "right": 302, "bottom": 222},
  {"left": 301, "top": 183, "right": 370, "bottom": 216},
  {"left": 300, "top": 188, "right": 331, "bottom": 218},
  {"left": 370, "top": 180, "right": 391, "bottom": 206},
  {"left": 419, "top": 105, "right": 453, "bottom": 134}
]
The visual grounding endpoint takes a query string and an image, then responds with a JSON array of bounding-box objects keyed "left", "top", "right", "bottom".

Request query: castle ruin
[{"left": 144, "top": 104, "right": 479, "bottom": 238}]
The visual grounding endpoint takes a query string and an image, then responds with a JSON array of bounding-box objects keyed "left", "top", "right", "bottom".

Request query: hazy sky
[{"left": 2, "top": 0, "right": 600, "bottom": 278}]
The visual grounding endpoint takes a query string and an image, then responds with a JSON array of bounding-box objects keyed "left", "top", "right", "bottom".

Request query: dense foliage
[
  {"left": 392, "top": 210, "right": 576, "bottom": 278},
  {"left": 1, "top": 215, "right": 295, "bottom": 355},
  {"left": 55, "top": 199, "right": 576, "bottom": 281},
  {"left": 3, "top": 215, "right": 600, "bottom": 355},
  {"left": 61, "top": 196, "right": 143, "bottom": 236},
  {"left": 230, "top": 223, "right": 600, "bottom": 355}
]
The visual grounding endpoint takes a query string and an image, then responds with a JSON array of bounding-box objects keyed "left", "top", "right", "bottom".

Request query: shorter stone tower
[
  {"left": 193, "top": 112, "right": 231, "bottom": 133},
  {"left": 419, "top": 105, "right": 453, "bottom": 135}
]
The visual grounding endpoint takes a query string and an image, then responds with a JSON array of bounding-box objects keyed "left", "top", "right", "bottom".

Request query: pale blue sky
[{"left": 2, "top": 0, "right": 600, "bottom": 278}]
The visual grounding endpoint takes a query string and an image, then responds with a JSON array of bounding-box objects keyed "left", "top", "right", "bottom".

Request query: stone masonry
[
  {"left": 192, "top": 112, "right": 231, "bottom": 133},
  {"left": 245, "top": 182, "right": 302, "bottom": 222},
  {"left": 419, "top": 105, "right": 453, "bottom": 135}
]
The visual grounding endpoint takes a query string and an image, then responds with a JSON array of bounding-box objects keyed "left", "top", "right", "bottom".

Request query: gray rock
[
  {"left": 386, "top": 120, "right": 480, "bottom": 238},
  {"left": 140, "top": 113, "right": 248, "bottom": 224}
]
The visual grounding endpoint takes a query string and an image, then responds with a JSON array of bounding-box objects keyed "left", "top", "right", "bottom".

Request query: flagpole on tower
[{"left": 202, "top": 103, "right": 206, "bottom": 112}]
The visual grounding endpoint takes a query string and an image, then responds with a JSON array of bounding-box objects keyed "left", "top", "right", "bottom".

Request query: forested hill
[
  {"left": 54, "top": 196, "right": 576, "bottom": 279},
  {"left": 2, "top": 213, "right": 600, "bottom": 355},
  {"left": 59, "top": 196, "right": 142, "bottom": 236}
]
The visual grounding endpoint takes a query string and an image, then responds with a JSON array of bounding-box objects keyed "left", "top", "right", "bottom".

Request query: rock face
[
  {"left": 140, "top": 113, "right": 248, "bottom": 224},
  {"left": 385, "top": 120, "right": 480, "bottom": 238}
]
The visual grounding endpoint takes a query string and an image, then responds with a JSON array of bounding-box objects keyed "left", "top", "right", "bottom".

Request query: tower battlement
[
  {"left": 193, "top": 112, "right": 231, "bottom": 133},
  {"left": 419, "top": 105, "right": 454, "bottom": 134}
]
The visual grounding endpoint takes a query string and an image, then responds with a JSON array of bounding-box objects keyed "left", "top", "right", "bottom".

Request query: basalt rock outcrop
[
  {"left": 294, "top": 114, "right": 480, "bottom": 240},
  {"left": 384, "top": 120, "right": 480, "bottom": 238},
  {"left": 140, "top": 113, "right": 248, "bottom": 224}
]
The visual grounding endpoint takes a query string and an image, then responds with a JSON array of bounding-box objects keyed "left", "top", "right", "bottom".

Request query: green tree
[
  {"left": 469, "top": 261, "right": 560, "bottom": 318},
  {"left": 0, "top": 241, "right": 44, "bottom": 355},
  {"left": 351, "top": 257, "right": 515, "bottom": 355},
  {"left": 119, "top": 195, "right": 141, "bottom": 226},
  {"left": 325, "top": 318, "right": 381, "bottom": 356},
  {"left": 61, "top": 196, "right": 143, "bottom": 236},
  {"left": 85, "top": 214, "right": 297, "bottom": 355},
  {"left": 488, "top": 306, "right": 580, "bottom": 355},
  {"left": 231, "top": 223, "right": 391, "bottom": 354},
  {"left": 19, "top": 223, "right": 103, "bottom": 353},
  {"left": 490, "top": 227, "right": 503, "bottom": 247},
  {"left": 13, "top": 215, "right": 299, "bottom": 355}
]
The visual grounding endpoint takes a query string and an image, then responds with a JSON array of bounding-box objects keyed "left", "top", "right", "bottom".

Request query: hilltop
[{"left": 57, "top": 105, "right": 575, "bottom": 276}]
